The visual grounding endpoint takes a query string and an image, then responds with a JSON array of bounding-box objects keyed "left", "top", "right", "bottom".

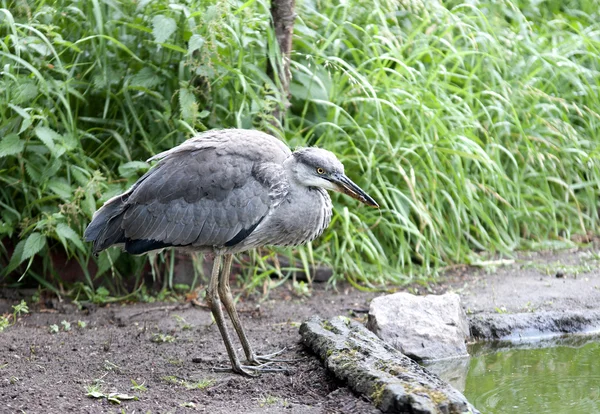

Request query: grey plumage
[{"left": 84, "top": 128, "right": 377, "bottom": 375}]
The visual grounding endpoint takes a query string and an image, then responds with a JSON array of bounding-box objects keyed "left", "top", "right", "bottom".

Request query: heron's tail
[{"left": 84, "top": 194, "right": 128, "bottom": 255}]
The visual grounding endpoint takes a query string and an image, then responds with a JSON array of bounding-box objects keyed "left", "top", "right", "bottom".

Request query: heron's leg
[
  {"left": 218, "top": 254, "right": 288, "bottom": 365},
  {"left": 217, "top": 254, "right": 257, "bottom": 361},
  {"left": 207, "top": 255, "right": 286, "bottom": 375},
  {"left": 205, "top": 255, "right": 248, "bottom": 376}
]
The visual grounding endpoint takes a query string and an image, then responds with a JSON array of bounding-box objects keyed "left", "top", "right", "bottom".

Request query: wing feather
[
  {"left": 107, "top": 131, "right": 290, "bottom": 253},
  {"left": 170, "top": 204, "right": 193, "bottom": 244}
]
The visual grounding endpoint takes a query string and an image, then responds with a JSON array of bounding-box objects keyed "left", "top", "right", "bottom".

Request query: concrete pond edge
[{"left": 468, "top": 309, "right": 600, "bottom": 341}]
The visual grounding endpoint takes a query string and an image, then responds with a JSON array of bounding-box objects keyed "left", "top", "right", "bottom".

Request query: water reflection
[
  {"left": 423, "top": 356, "right": 471, "bottom": 392},
  {"left": 428, "top": 334, "right": 600, "bottom": 414}
]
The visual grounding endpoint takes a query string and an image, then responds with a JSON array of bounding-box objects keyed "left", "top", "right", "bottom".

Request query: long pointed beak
[{"left": 330, "top": 173, "right": 379, "bottom": 208}]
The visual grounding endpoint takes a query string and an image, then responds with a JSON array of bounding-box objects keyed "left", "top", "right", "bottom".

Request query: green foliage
[
  {"left": 0, "top": 300, "right": 29, "bottom": 332},
  {"left": 151, "top": 333, "right": 176, "bottom": 343},
  {"left": 0, "top": 0, "right": 598, "bottom": 291},
  {"left": 172, "top": 314, "right": 192, "bottom": 330},
  {"left": 61, "top": 320, "right": 71, "bottom": 331},
  {"left": 130, "top": 379, "right": 148, "bottom": 392},
  {"left": 162, "top": 375, "right": 214, "bottom": 390},
  {"left": 85, "top": 383, "right": 138, "bottom": 405},
  {"left": 0, "top": 316, "right": 9, "bottom": 332},
  {"left": 12, "top": 299, "right": 29, "bottom": 320}
]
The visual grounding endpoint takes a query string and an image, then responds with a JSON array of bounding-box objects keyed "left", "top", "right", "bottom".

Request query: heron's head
[{"left": 287, "top": 148, "right": 378, "bottom": 208}]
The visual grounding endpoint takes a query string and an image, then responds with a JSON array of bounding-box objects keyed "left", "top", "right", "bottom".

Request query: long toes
[
  {"left": 251, "top": 353, "right": 304, "bottom": 365},
  {"left": 212, "top": 362, "right": 289, "bottom": 376},
  {"left": 243, "top": 363, "right": 290, "bottom": 374},
  {"left": 248, "top": 348, "right": 299, "bottom": 364},
  {"left": 212, "top": 365, "right": 256, "bottom": 377},
  {"left": 257, "top": 348, "right": 287, "bottom": 359},
  {"left": 252, "top": 356, "right": 294, "bottom": 364}
]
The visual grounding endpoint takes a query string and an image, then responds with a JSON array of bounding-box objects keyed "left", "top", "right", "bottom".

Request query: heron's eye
[{"left": 316, "top": 167, "right": 325, "bottom": 175}]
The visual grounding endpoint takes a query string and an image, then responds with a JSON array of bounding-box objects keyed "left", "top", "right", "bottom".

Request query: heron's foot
[
  {"left": 213, "top": 361, "right": 290, "bottom": 377},
  {"left": 247, "top": 347, "right": 302, "bottom": 365},
  {"left": 248, "top": 347, "right": 286, "bottom": 364}
]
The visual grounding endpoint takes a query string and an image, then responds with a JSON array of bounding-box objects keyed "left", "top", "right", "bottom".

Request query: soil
[
  {"left": 1, "top": 246, "right": 599, "bottom": 414},
  {"left": 0, "top": 283, "right": 379, "bottom": 414}
]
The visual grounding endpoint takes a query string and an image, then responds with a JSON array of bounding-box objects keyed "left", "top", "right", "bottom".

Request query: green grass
[{"left": 0, "top": 0, "right": 598, "bottom": 293}]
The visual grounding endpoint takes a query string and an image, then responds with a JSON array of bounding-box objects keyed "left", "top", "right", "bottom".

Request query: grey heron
[{"left": 84, "top": 129, "right": 378, "bottom": 376}]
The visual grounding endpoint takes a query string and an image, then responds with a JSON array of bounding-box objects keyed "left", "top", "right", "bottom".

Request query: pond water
[{"left": 425, "top": 334, "right": 600, "bottom": 414}]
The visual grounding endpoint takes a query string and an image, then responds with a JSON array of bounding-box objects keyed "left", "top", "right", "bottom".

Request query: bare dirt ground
[
  {"left": 1, "top": 246, "right": 599, "bottom": 414},
  {"left": 0, "top": 283, "right": 380, "bottom": 414}
]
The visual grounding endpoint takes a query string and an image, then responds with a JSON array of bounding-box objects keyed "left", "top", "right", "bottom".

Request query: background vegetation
[{"left": 0, "top": 0, "right": 599, "bottom": 297}]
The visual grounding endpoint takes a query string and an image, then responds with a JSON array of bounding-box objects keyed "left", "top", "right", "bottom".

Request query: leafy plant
[
  {"left": 86, "top": 385, "right": 138, "bottom": 405},
  {"left": 0, "top": 300, "right": 29, "bottom": 332},
  {"left": 0, "top": 0, "right": 598, "bottom": 292},
  {"left": 0, "top": 316, "right": 9, "bottom": 332},
  {"left": 173, "top": 315, "right": 192, "bottom": 331},
  {"left": 130, "top": 379, "right": 148, "bottom": 392},
  {"left": 151, "top": 333, "right": 176, "bottom": 343},
  {"left": 162, "top": 375, "right": 213, "bottom": 390}
]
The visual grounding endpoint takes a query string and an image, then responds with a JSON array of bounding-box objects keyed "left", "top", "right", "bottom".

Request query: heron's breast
[{"left": 256, "top": 187, "right": 333, "bottom": 247}]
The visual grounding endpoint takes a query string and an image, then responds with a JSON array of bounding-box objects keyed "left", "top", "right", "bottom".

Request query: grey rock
[
  {"left": 367, "top": 293, "right": 469, "bottom": 361},
  {"left": 469, "top": 310, "right": 600, "bottom": 340},
  {"left": 300, "top": 315, "right": 480, "bottom": 414}
]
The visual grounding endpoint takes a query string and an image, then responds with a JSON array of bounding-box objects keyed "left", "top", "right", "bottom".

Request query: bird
[{"left": 84, "top": 129, "right": 378, "bottom": 376}]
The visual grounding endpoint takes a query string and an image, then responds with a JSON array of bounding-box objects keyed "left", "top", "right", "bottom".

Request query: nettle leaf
[
  {"left": 47, "top": 178, "right": 72, "bottom": 200},
  {"left": 0, "top": 221, "right": 14, "bottom": 236},
  {"left": 5, "top": 239, "right": 26, "bottom": 274},
  {"left": 203, "top": 5, "right": 219, "bottom": 23},
  {"left": 187, "top": 34, "right": 205, "bottom": 55},
  {"left": 25, "top": 38, "right": 51, "bottom": 56},
  {"left": 35, "top": 126, "right": 65, "bottom": 157},
  {"left": 179, "top": 86, "right": 198, "bottom": 123},
  {"left": 82, "top": 188, "right": 96, "bottom": 218},
  {"left": 130, "top": 67, "right": 162, "bottom": 89},
  {"left": 44, "top": 158, "right": 63, "bottom": 178},
  {"left": 152, "top": 15, "right": 176, "bottom": 44},
  {"left": 71, "top": 166, "right": 91, "bottom": 187},
  {"left": 58, "top": 133, "right": 78, "bottom": 152},
  {"left": 24, "top": 160, "right": 43, "bottom": 183},
  {"left": 56, "top": 223, "right": 85, "bottom": 252},
  {"left": 119, "top": 161, "right": 150, "bottom": 178},
  {"left": 99, "top": 183, "right": 125, "bottom": 203},
  {"left": 5, "top": 232, "right": 47, "bottom": 275},
  {"left": 8, "top": 103, "right": 31, "bottom": 120},
  {"left": 19, "top": 117, "right": 33, "bottom": 134},
  {"left": 23, "top": 232, "right": 46, "bottom": 262},
  {"left": 0, "top": 133, "right": 25, "bottom": 157},
  {"left": 13, "top": 82, "right": 38, "bottom": 104}
]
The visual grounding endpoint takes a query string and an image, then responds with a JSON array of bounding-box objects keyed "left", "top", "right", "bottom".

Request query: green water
[{"left": 463, "top": 336, "right": 600, "bottom": 414}]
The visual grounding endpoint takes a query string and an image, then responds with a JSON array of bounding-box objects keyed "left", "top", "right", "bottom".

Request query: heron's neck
[{"left": 282, "top": 155, "right": 305, "bottom": 187}]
